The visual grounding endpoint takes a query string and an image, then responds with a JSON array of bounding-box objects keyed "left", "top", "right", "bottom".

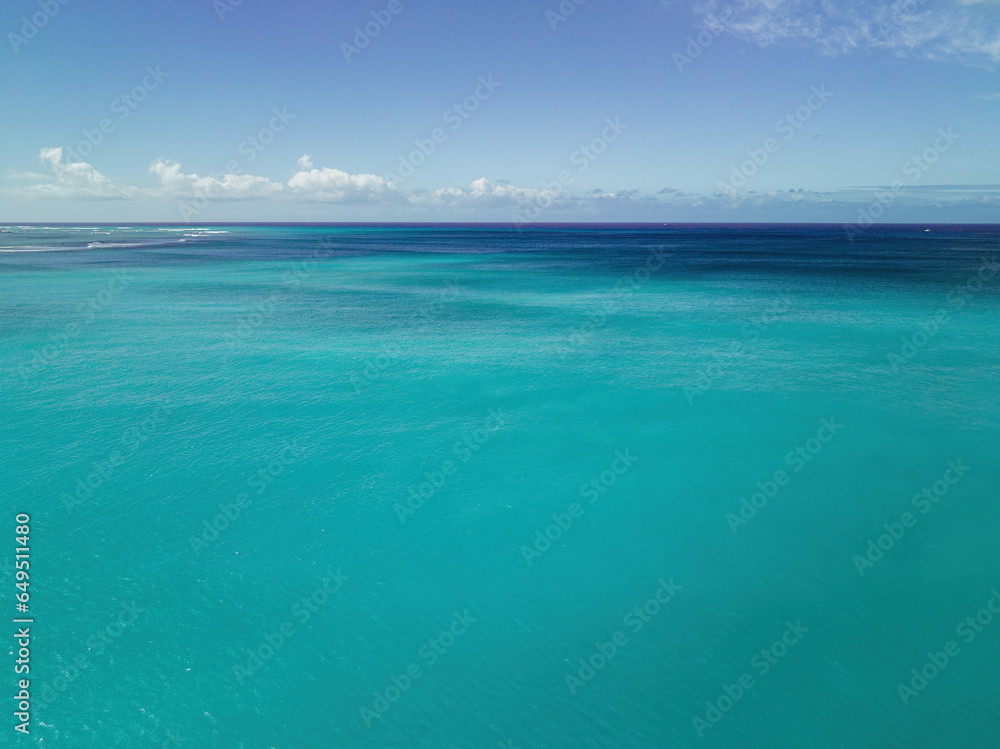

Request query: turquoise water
[{"left": 2, "top": 224, "right": 999, "bottom": 748}]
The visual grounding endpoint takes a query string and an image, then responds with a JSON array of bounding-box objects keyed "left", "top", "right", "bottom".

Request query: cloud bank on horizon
[
  {"left": 2, "top": 0, "right": 998, "bottom": 222},
  {"left": 5, "top": 147, "right": 626, "bottom": 217},
  {"left": 10, "top": 144, "right": 996, "bottom": 224}
]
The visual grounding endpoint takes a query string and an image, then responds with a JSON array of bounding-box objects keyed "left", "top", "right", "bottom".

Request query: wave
[{"left": 0, "top": 246, "right": 74, "bottom": 253}]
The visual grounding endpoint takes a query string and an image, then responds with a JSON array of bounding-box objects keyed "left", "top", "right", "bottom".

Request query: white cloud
[
  {"left": 287, "top": 167, "right": 403, "bottom": 203},
  {"left": 12, "top": 147, "right": 994, "bottom": 219},
  {"left": 693, "top": 0, "right": 1000, "bottom": 65},
  {"left": 415, "top": 178, "right": 572, "bottom": 209},
  {"left": 10, "top": 147, "right": 141, "bottom": 200},
  {"left": 6, "top": 150, "right": 502, "bottom": 208},
  {"left": 148, "top": 158, "right": 401, "bottom": 204},
  {"left": 6, "top": 149, "right": 404, "bottom": 205},
  {"left": 149, "top": 159, "right": 283, "bottom": 200}
]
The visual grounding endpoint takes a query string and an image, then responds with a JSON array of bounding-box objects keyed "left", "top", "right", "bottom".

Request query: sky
[{"left": 1, "top": 0, "right": 999, "bottom": 223}]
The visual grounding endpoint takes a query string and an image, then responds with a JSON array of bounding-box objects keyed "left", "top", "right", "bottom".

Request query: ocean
[{"left": 2, "top": 223, "right": 998, "bottom": 748}]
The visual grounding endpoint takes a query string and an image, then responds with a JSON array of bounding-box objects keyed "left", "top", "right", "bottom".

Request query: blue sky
[{"left": 1, "top": 0, "right": 998, "bottom": 222}]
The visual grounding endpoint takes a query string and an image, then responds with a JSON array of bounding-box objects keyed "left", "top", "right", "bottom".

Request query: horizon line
[{"left": 4, "top": 221, "right": 1000, "bottom": 228}]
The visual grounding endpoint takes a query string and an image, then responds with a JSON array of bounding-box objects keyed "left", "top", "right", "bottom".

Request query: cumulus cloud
[
  {"left": 13, "top": 147, "right": 993, "bottom": 218},
  {"left": 9, "top": 151, "right": 554, "bottom": 211},
  {"left": 692, "top": 0, "right": 1000, "bottom": 65},
  {"left": 287, "top": 167, "right": 404, "bottom": 203},
  {"left": 11, "top": 147, "right": 142, "bottom": 200},
  {"left": 149, "top": 159, "right": 283, "bottom": 200},
  {"left": 6, "top": 148, "right": 404, "bottom": 205},
  {"left": 146, "top": 158, "right": 401, "bottom": 203}
]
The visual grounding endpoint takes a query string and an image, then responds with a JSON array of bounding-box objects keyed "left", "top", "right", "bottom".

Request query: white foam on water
[{"left": 0, "top": 246, "right": 73, "bottom": 252}]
